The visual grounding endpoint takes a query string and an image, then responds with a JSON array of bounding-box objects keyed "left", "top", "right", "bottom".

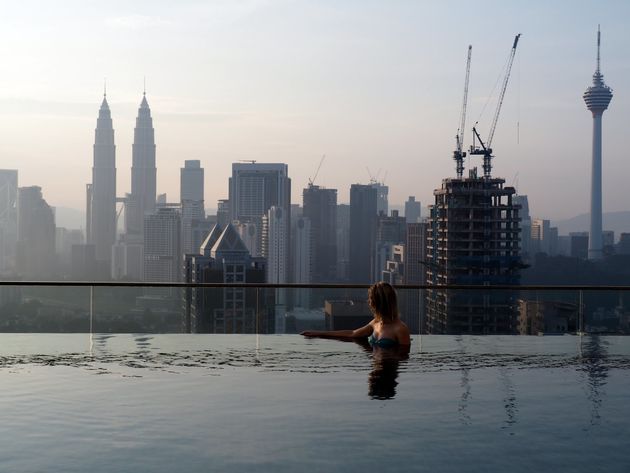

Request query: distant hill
[
  {"left": 54, "top": 207, "right": 85, "bottom": 230},
  {"left": 554, "top": 211, "right": 630, "bottom": 237}
]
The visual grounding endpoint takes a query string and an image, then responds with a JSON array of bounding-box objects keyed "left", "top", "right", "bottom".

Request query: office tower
[
  {"left": 88, "top": 93, "right": 117, "bottom": 268},
  {"left": 514, "top": 195, "right": 531, "bottom": 260},
  {"left": 336, "top": 204, "right": 350, "bottom": 281},
  {"left": 265, "top": 206, "right": 288, "bottom": 284},
  {"left": 143, "top": 207, "right": 181, "bottom": 282},
  {"left": 216, "top": 199, "right": 230, "bottom": 227},
  {"left": 229, "top": 162, "right": 291, "bottom": 269},
  {"left": 349, "top": 184, "right": 377, "bottom": 283},
  {"left": 570, "top": 232, "right": 589, "bottom": 259},
  {"left": 425, "top": 171, "right": 521, "bottom": 334},
  {"left": 126, "top": 92, "right": 157, "bottom": 237},
  {"left": 404, "top": 196, "right": 421, "bottom": 224},
  {"left": 403, "top": 222, "right": 428, "bottom": 333},
  {"left": 381, "top": 244, "right": 405, "bottom": 285},
  {"left": 16, "top": 186, "right": 56, "bottom": 279},
  {"left": 303, "top": 185, "right": 337, "bottom": 282},
  {"left": 0, "top": 170, "right": 18, "bottom": 273},
  {"left": 184, "top": 223, "right": 270, "bottom": 333},
  {"left": 291, "top": 215, "right": 312, "bottom": 308},
  {"left": 181, "top": 160, "right": 205, "bottom": 254},
  {"left": 583, "top": 27, "right": 613, "bottom": 260},
  {"left": 234, "top": 220, "right": 260, "bottom": 256},
  {"left": 372, "top": 182, "right": 388, "bottom": 215},
  {"left": 374, "top": 210, "right": 406, "bottom": 282},
  {"left": 229, "top": 163, "right": 291, "bottom": 222},
  {"left": 531, "top": 219, "right": 551, "bottom": 255}
]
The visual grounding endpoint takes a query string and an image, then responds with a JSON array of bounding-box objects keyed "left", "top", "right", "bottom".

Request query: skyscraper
[
  {"left": 425, "top": 171, "right": 521, "bottom": 334},
  {"left": 583, "top": 26, "right": 613, "bottom": 260},
  {"left": 126, "top": 92, "right": 157, "bottom": 237},
  {"left": 88, "top": 93, "right": 117, "bottom": 268},
  {"left": 184, "top": 223, "right": 270, "bottom": 333},
  {"left": 180, "top": 160, "right": 205, "bottom": 254},
  {"left": 16, "top": 186, "right": 56, "bottom": 279},
  {"left": 228, "top": 163, "right": 291, "bottom": 224},
  {"left": 143, "top": 207, "right": 181, "bottom": 283},
  {"left": 349, "top": 184, "right": 377, "bottom": 283},
  {"left": 303, "top": 185, "right": 337, "bottom": 282},
  {"left": 404, "top": 196, "right": 421, "bottom": 224},
  {"left": 228, "top": 162, "right": 291, "bottom": 269},
  {"left": 0, "top": 170, "right": 18, "bottom": 274}
]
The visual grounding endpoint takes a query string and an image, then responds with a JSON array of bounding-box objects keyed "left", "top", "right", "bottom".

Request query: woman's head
[{"left": 368, "top": 282, "right": 399, "bottom": 323}]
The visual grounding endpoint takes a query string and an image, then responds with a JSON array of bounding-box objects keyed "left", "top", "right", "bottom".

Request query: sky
[{"left": 1, "top": 0, "right": 629, "bottom": 222}]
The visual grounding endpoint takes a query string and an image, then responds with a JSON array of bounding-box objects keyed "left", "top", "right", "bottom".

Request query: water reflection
[
  {"left": 354, "top": 339, "right": 410, "bottom": 400},
  {"left": 499, "top": 367, "right": 518, "bottom": 430},
  {"left": 578, "top": 335, "right": 609, "bottom": 427}
]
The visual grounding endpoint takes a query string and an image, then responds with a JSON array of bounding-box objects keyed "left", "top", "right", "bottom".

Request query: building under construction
[
  {"left": 425, "top": 35, "right": 523, "bottom": 334},
  {"left": 425, "top": 169, "right": 521, "bottom": 333}
]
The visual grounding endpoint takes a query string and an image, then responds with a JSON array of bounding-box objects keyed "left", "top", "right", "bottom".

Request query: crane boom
[
  {"left": 470, "top": 34, "right": 521, "bottom": 178},
  {"left": 487, "top": 34, "right": 520, "bottom": 148},
  {"left": 308, "top": 155, "right": 326, "bottom": 186},
  {"left": 454, "top": 45, "right": 472, "bottom": 178}
]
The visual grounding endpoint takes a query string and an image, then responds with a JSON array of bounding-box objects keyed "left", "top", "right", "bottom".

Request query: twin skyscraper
[{"left": 86, "top": 89, "right": 156, "bottom": 278}]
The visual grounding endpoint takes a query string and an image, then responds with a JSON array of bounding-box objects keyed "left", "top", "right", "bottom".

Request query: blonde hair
[{"left": 368, "top": 282, "right": 399, "bottom": 323}]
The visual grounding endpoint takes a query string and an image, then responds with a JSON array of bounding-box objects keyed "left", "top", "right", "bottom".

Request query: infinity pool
[{"left": 1, "top": 334, "right": 629, "bottom": 472}]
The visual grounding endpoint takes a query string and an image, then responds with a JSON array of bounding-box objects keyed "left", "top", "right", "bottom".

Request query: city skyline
[{"left": 1, "top": 1, "right": 629, "bottom": 220}]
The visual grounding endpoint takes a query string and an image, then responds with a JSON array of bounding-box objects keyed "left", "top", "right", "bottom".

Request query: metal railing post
[
  {"left": 90, "top": 285, "right": 94, "bottom": 334},
  {"left": 578, "top": 290, "right": 584, "bottom": 335}
]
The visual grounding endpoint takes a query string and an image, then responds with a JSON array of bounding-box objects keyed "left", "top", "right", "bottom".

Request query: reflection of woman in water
[
  {"left": 357, "top": 339, "right": 410, "bottom": 400},
  {"left": 301, "top": 282, "right": 411, "bottom": 346}
]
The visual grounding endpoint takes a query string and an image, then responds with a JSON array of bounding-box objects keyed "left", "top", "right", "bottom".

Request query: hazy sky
[{"left": 1, "top": 0, "right": 629, "bottom": 221}]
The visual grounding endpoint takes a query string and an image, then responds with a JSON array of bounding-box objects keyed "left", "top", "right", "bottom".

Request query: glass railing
[{"left": 1, "top": 282, "right": 630, "bottom": 335}]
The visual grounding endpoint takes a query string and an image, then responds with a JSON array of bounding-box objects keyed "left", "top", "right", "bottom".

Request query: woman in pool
[{"left": 301, "top": 282, "right": 411, "bottom": 346}]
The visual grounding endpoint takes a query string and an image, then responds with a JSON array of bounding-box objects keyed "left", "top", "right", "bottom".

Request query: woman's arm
[{"left": 302, "top": 322, "right": 374, "bottom": 339}]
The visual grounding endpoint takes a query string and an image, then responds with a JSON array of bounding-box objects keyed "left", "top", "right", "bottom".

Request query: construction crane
[
  {"left": 308, "top": 155, "right": 326, "bottom": 187},
  {"left": 470, "top": 34, "right": 521, "bottom": 178},
  {"left": 454, "top": 45, "right": 472, "bottom": 178}
]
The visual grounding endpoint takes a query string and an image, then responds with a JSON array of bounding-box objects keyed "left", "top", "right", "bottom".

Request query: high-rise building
[
  {"left": 183, "top": 223, "right": 270, "bottom": 333},
  {"left": 374, "top": 210, "right": 406, "bottom": 282},
  {"left": 264, "top": 205, "right": 289, "bottom": 285},
  {"left": 514, "top": 195, "right": 531, "bottom": 260},
  {"left": 349, "top": 184, "right": 377, "bottom": 283},
  {"left": 403, "top": 222, "right": 428, "bottom": 333},
  {"left": 336, "top": 204, "right": 350, "bottom": 281},
  {"left": 291, "top": 215, "right": 312, "bottom": 308},
  {"left": 531, "top": 219, "right": 551, "bottom": 255},
  {"left": 229, "top": 162, "right": 291, "bottom": 276},
  {"left": 404, "top": 196, "right": 421, "bottom": 224},
  {"left": 303, "top": 185, "right": 337, "bottom": 282},
  {"left": 88, "top": 93, "right": 117, "bottom": 268},
  {"left": 126, "top": 92, "right": 157, "bottom": 237},
  {"left": 143, "top": 207, "right": 181, "bottom": 283},
  {"left": 425, "top": 171, "right": 521, "bottom": 334},
  {"left": 16, "top": 186, "right": 56, "bottom": 279},
  {"left": 181, "top": 160, "right": 205, "bottom": 254},
  {"left": 0, "top": 170, "right": 18, "bottom": 274},
  {"left": 583, "top": 27, "right": 613, "bottom": 260},
  {"left": 216, "top": 199, "right": 230, "bottom": 227},
  {"left": 570, "top": 232, "right": 589, "bottom": 259},
  {"left": 372, "top": 182, "right": 388, "bottom": 215},
  {"left": 229, "top": 163, "right": 291, "bottom": 222}
]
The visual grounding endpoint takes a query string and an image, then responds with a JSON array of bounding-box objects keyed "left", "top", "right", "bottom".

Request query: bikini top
[{"left": 368, "top": 334, "right": 398, "bottom": 348}]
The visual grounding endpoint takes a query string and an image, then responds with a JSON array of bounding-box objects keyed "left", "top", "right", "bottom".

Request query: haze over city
[{"left": 1, "top": 0, "right": 629, "bottom": 220}]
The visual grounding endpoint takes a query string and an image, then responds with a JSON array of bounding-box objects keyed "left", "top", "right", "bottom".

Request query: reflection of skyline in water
[{"left": 578, "top": 335, "right": 609, "bottom": 427}]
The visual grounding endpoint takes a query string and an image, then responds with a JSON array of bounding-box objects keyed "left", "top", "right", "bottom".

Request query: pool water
[{"left": 1, "top": 334, "right": 629, "bottom": 472}]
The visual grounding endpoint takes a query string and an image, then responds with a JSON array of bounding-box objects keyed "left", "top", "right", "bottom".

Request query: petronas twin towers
[{"left": 87, "top": 91, "right": 156, "bottom": 274}]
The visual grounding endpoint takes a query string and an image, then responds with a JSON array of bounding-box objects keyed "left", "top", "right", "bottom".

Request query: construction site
[{"left": 425, "top": 35, "right": 523, "bottom": 334}]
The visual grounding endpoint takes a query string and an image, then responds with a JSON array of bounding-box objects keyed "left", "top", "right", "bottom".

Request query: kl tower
[{"left": 583, "top": 26, "right": 613, "bottom": 260}]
